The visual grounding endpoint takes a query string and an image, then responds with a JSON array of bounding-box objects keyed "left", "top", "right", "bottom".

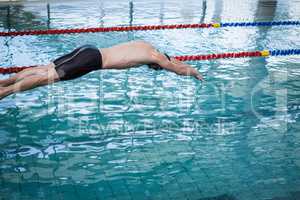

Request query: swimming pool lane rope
[
  {"left": 1, "top": 49, "right": 299, "bottom": 74},
  {"left": 0, "top": 20, "right": 299, "bottom": 37}
]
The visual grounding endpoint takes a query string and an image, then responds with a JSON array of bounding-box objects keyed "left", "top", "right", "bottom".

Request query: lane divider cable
[{"left": 0, "top": 20, "right": 299, "bottom": 37}]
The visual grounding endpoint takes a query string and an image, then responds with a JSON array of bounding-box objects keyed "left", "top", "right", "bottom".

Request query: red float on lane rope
[{"left": 0, "top": 23, "right": 214, "bottom": 37}]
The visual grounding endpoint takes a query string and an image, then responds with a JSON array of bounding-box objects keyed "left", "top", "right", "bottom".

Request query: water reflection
[
  {"left": 159, "top": 1, "right": 164, "bottom": 24},
  {"left": 99, "top": 0, "right": 105, "bottom": 27},
  {"left": 0, "top": 3, "right": 48, "bottom": 31},
  {"left": 200, "top": 0, "right": 207, "bottom": 23},
  {"left": 129, "top": 1, "right": 134, "bottom": 26},
  {"left": 47, "top": 3, "right": 50, "bottom": 29},
  {"left": 0, "top": 6, "right": 10, "bottom": 30},
  {"left": 255, "top": 0, "right": 278, "bottom": 21},
  {"left": 212, "top": 0, "right": 223, "bottom": 22}
]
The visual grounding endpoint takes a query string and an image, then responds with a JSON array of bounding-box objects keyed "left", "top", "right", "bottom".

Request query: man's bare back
[
  {"left": 0, "top": 40, "right": 202, "bottom": 100},
  {"left": 101, "top": 41, "right": 156, "bottom": 69}
]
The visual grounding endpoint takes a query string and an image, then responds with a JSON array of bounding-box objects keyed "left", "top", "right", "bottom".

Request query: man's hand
[
  {"left": 153, "top": 51, "right": 204, "bottom": 81},
  {"left": 190, "top": 68, "right": 203, "bottom": 81}
]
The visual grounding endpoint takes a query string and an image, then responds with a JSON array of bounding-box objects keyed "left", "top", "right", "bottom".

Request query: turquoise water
[{"left": 1, "top": 0, "right": 300, "bottom": 199}]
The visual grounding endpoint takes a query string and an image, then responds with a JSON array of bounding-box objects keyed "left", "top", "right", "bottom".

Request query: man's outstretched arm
[{"left": 152, "top": 51, "right": 203, "bottom": 81}]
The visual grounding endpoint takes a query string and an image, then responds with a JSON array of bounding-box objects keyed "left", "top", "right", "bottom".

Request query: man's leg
[
  {"left": 0, "top": 65, "right": 59, "bottom": 100},
  {"left": 0, "top": 66, "right": 48, "bottom": 87}
]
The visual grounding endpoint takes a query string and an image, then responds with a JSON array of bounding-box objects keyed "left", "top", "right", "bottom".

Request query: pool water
[{"left": 0, "top": 0, "right": 300, "bottom": 199}]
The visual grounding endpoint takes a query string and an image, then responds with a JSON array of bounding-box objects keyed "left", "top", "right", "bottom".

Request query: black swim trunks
[{"left": 53, "top": 45, "right": 102, "bottom": 81}]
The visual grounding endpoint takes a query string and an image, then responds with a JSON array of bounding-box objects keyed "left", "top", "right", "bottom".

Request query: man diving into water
[{"left": 0, "top": 40, "right": 203, "bottom": 100}]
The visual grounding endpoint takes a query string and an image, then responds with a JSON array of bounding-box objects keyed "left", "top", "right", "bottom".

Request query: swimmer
[{"left": 0, "top": 40, "right": 203, "bottom": 100}]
